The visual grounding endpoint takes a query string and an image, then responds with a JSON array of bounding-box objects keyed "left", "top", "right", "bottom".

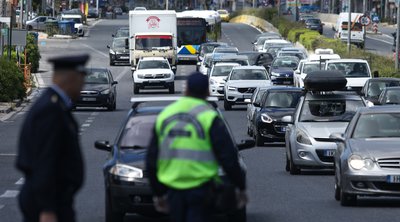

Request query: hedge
[{"left": 0, "top": 58, "right": 26, "bottom": 102}]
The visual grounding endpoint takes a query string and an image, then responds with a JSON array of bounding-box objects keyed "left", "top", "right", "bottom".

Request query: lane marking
[
  {"left": 366, "top": 36, "right": 392, "bottom": 45},
  {"left": 91, "top": 112, "right": 99, "bottom": 116},
  {"left": 80, "top": 43, "right": 108, "bottom": 58},
  {"left": 0, "top": 190, "right": 19, "bottom": 198},
  {"left": 81, "top": 123, "right": 91, "bottom": 127},
  {"left": 0, "top": 154, "right": 17, "bottom": 156},
  {"left": 15, "top": 178, "right": 24, "bottom": 185},
  {"left": 85, "top": 119, "right": 94, "bottom": 123},
  {"left": 88, "top": 116, "right": 96, "bottom": 120},
  {"left": 115, "top": 67, "right": 130, "bottom": 82}
]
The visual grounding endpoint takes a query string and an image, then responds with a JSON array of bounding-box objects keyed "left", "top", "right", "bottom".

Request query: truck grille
[
  {"left": 238, "top": 87, "right": 255, "bottom": 94},
  {"left": 378, "top": 158, "right": 400, "bottom": 169}
]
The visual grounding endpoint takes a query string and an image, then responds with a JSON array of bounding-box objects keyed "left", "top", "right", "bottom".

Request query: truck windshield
[{"left": 135, "top": 35, "right": 172, "bottom": 50}]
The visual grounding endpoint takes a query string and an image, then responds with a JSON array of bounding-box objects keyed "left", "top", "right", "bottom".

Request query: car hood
[
  {"left": 118, "top": 149, "right": 146, "bottom": 169},
  {"left": 211, "top": 76, "right": 228, "bottom": 83},
  {"left": 227, "top": 80, "right": 272, "bottom": 88},
  {"left": 298, "top": 122, "right": 349, "bottom": 139},
  {"left": 112, "top": 48, "right": 129, "bottom": 53},
  {"left": 261, "top": 108, "right": 296, "bottom": 120},
  {"left": 135, "top": 69, "right": 173, "bottom": 74},
  {"left": 271, "top": 68, "right": 294, "bottom": 75},
  {"left": 346, "top": 77, "right": 370, "bottom": 88},
  {"left": 349, "top": 138, "right": 400, "bottom": 160},
  {"left": 82, "top": 84, "right": 109, "bottom": 91}
]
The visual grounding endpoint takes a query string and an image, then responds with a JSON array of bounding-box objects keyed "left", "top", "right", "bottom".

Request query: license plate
[
  {"left": 180, "top": 57, "right": 190, "bottom": 60},
  {"left": 283, "top": 81, "right": 291, "bottom": 84},
  {"left": 281, "top": 126, "right": 286, "bottom": 132},
  {"left": 387, "top": 175, "right": 400, "bottom": 183},
  {"left": 82, "top": 97, "right": 96, "bottom": 101},
  {"left": 324, "top": 150, "right": 335, "bottom": 157},
  {"left": 120, "top": 56, "right": 129, "bottom": 59}
]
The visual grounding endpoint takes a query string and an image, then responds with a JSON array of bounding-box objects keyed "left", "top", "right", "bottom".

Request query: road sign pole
[
  {"left": 395, "top": 3, "right": 400, "bottom": 70},
  {"left": 347, "top": 0, "right": 351, "bottom": 54}
]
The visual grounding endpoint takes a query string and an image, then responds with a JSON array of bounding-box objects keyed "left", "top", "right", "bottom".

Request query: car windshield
[
  {"left": 273, "top": 58, "right": 299, "bottom": 68},
  {"left": 302, "top": 63, "right": 325, "bottom": 73},
  {"left": 115, "top": 29, "right": 129, "bottom": 38},
  {"left": 62, "top": 17, "right": 81, "bottom": 23},
  {"left": 112, "top": 38, "right": 126, "bottom": 48},
  {"left": 204, "top": 55, "right": 213, "bottom": 67},
  {"left": 326, "top": 62, "right": 370, "bottom": 77},
  {"left": 119, "top": 115, "right": 156, "bottom": 149},
  {"left": 218, "top": 10, "right": 228, "bottom": 14},
  {"left": 306, "top": 19, "right": 321, "bottom": 24},
  {"left": 267, "top": 47, "right": 283, "bottom": 57},
  {"left": 138, "top": 60, "right": 169, "bottom": 69},
  {"left": 264, "top": 91, "right": 302, "bottom": 108},
  {"left": 212, "top": 65, "right": 236, "bottom": 77},
  {"left": 264, "top": 43, "right": 292, "bottom": 50},
  {"left": 383, "top": 89, "right": 400, "bottom": 104},
  {"left": 279, "top": 52, "right": 305, "bottom": 60},
  {"left": 230, "top": 69, "right": 268, "bottom": 80},
  {"left": 214, "top": 48, "right": 238, "bottom": 54},
  {"left": 367, "top": 81, "right": 400, "bottom": 98},
  {"left": 353, "top": 113, "right": 400, "bottom": 138},
  {"left": 85, "top": 70, "right": 109, "bottom": 84},
  {"left": 300, "top": 100, "right": 364, "bottom": 122},
  {"left": 201, "top": 45, "right": 221, "bottom": 55}
]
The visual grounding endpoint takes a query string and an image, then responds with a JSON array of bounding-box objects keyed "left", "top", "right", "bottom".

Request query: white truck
[
  {"left": 129, "top": 10, "right": 177, "bottom": 69},
  {"left": 334, "top": 12, "right": 365, "bottom": 48}
]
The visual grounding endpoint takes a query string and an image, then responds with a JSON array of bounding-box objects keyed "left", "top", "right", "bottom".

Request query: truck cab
[{"left": 334, "top": 13, "right": 365, "bottom": 49}]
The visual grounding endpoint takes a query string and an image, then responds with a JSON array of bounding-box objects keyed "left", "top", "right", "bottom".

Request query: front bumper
[
  {"left": 256, "top": 121, "right": 287, "bottom": 142},
  {"left": 76, "top": 93, "right": 112, "bottom": 107},
  {"left": 210, "top": 83, "right": 225, "bottom": 97},
  {"left": 225, "top": 90, "right": 253, "bottom": 104},
  {"left": 110, "top": 53, "right": 130, "bottom": 63},
  {"left": 271, "top": 76, "right": 293, "bottom": 85},
  {"left": 291, "top": 139, "right": 337, "bottom": 168},
  {"left": 135, "top": 79, "right": 174, "bottom": 89}
]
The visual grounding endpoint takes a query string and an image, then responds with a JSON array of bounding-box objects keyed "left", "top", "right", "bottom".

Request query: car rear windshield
[
  {"left": 367, "top": 81, "right": 400, "bottom": 97},
  {"left": 211, "top": 65, "right": 236, "bottom": 77},
  {"left": 326, "top": 62, "right": 370, "bottom": 77},
  {"left": 300, "top": 100, "right": 364, "bottom": 122},
  {"left": 230, "top": 69, "right": 268, "bottom": 80},
  {"left": 273, "top": 58, "right": 299, "bottom": 68},
  {"left": 383, "top": 89, "right": 400, "bottom": 104},
  {"left": 302, "top": 63, "right": 325, "bottom": 73},
  {"left": 353, "top": 113, "right": 400, "bottom": 138},
  {"left": 264, "top": 91, "right": 302, "bottom": 108},
  {"left": 62, "top": 17, "right": 82, "bottom": 23},
  {"left": 119, "top": 115, "right": 156, "bottom": 149},
  {"left": 115, "top": 29, "right": 129, "bottom": 38},
  {"left": 341, "top": 22, "right": 363, "bottom": 31},
  {"left": 85, "top": 70, "right": 109, "bottom": 84},
  {"left": 306, "top": 19, "right": 321, "bottom": 24},
  {"left": 138, "top": 60, "right": 169, "bottom": 69}
]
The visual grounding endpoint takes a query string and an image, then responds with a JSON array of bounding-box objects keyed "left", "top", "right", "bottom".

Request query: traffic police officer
[
  {"left": 146, "top": 72, "right": 248, "bottom": 222},
  {"left": 16, "top": 54, "right": 89, "bottom": 222}
]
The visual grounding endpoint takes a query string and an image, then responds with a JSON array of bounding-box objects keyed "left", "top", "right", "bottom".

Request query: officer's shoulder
[{"left": 30, "top": 89, "right": 63, "bottom": 114}]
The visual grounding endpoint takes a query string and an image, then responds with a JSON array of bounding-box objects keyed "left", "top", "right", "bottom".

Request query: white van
[
  {"left": 334, "top": 13, "right": 365, "bottom": 48},
  {"left": 60, "top": 13, "right": 84, "bottom": 37},
  {"left": 308, "top": 48, "right": 341, "bottom": 62}
]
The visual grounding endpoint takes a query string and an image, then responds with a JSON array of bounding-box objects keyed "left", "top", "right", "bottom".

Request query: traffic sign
[
  {"left": 359, "top": 16, "right": 371, "bottom": 26},
  {"left": 372, "top": 15, "right": 380, "bottom": 23}
]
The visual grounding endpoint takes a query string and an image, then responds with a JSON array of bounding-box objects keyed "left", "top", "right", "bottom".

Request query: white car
[
  {"left": 276, "top": 47, "right": 308, "bottom": 60},
  {"left": 308, "top": 48, "right": 341, "bottom": 62},
  {"left": 209, "top": 62, "right": 241, "bottom": 98},
  {"left": 197, "top": 53, "right": 213, "bottom": 75},
  {"left": 224, "top": 66, "right": 272, "bottom": 110},
  {"left": 260, "top": 39, "right": 292, "bottom": 53},
  {"left": 294, "top": 61, "right": 325, "bottom": 88},
  {"left": 132, "top": 57, "right": 176, "bottom": 94},
  {"left": 325, "top": 59, "right": 372, "bottom": 92},
  {"left": 60, "top": 13, "right": 84, "bottom": 37}
]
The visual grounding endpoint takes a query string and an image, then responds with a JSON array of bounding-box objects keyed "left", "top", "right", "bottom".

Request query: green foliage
[
  {"left": 231, "top": 8, "right": 278, "bottom": 22},
  {"left": 26, "top": 33, "right": 41, "bottom": 73},
  {"left": 287, "top": 28, "right": 312, "bottom": 43},
  {"left": 0, "top": 58, "right": 27, "bottom": 102},
  {"left": 298, "top": 31, "right": 320, "bottom": 50}
]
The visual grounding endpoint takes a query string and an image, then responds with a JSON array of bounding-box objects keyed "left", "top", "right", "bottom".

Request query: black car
[
  {"left": 107, "top": 37, "right": 129, "bottom": 66},
  {"left": 113, "top": 7, "right": 123, "bottom": 15},
  {"left": 378, "top": 86, "right": 400, "bottom": 105},
  {"left": 76, "top": 68, "right": 118, "bottom": 110},
  {"left": 269, "top": 56, "right": 300, "bottom": 85},
  {"left": 112, "top": 26, "right": 129, "bottom": 38},
  {"left": 251, "top": 87, "right": 303, "bottom": 145},
  {"left": 87, "top": 8, "right": 99, "bottom": 18},
  {"left": 198, "top": 42, "right": 228, "bottom": 61},
  {"left": 361, "top": 78, "right": 400, "bottom": 105},
  {"left": 305, "top": 18, "right": 324, "bottom": 34},
  {"left": 238, "top": 51, "right": 273, "bottom": 69},
  {"left": 94, "top": 97, "right": 254, "bottom": 222}
]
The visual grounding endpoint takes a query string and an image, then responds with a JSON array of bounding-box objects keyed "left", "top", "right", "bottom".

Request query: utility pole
[
  {"left": 395, "top": 1, "right": 400, "bottom": 70},
  {"left": 347, "top": 0, "right": 352, "bottom": 54},
  {"left": 166, "top": 0, "right": 168, "bottom": 10}
]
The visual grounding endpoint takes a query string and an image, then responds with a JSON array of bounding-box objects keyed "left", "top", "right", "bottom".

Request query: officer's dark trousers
[{"left": 167, "top": 183, "right": 211, "bottom": 222}]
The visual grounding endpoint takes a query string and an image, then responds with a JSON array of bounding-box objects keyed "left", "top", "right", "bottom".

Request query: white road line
[
  {"left": 85, "top": 119, "right": 94, "bottom": 123},
  {"left": 366, "top": 36, "right": 392, "bottom": 45},
  {"left": 15, "top": 178, "right": 25, "bottom": 185},
  {"left": 88, "top": 116, "right": 96, "bottom": 120},
  {"left": 0, "top": 154, "right": 17, "bottom": 156},
  {"left": 115, "top": 67, "right": 130, "bottom": 82},
  {"left": 81, "top": 123, "right": 90, "bottom": 127},
  {"left": 91, "top": 112, "right": 99, "bottom": 116},
  {"left": 0, "top": 190, "right": 19, "bottom": 198},
  {"left": 81, "top": 43, "right": 108, "bottom": 58}
]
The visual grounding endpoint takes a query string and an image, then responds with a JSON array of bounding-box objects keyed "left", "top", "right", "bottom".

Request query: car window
[
  {"left": 383, "top": 89, "right": 400, "bottom": 104},
  {"left": 116, "top": 29, "right": 129, "bottom": 38},
  {"left": 353, "top": 113, "right": 400, "bottom": 138},
  {"left": 367, "top": 81, "right": 400, "bottom": 98},
  {"left": 327, "top": 62, "right": 369, "bottom": 77},
  {"left": 119, "top": 115, "right": 156, "bottom": 149},
  {"left": 302, "top": 63, "right": 324, "bottom": 73},
  {"left": 264, "top": 91, "right": 302, "bottom": 108},
  {"left": 211, "top": 66, "right": 236, "bottom": 77},
  {"left": 273, "top": 58, "right": 299, "bottom": 68},
  {"left": 254, "top": 89, "right": 267, "bottom": 104},
  {"left": 300, "top": 100, "right": 363, "bottom": 122},
  {"left": 85, "top": 70, "right": 110, "bottom": 84},
  {"left": 230, "top": 69, "right": 268, "bottom": 80},
  {"left": 112, "top": 38, "right": 126, "bottom": 48},
  {"left": 138, "top": 60, "right": 170, "bottom": 69}
]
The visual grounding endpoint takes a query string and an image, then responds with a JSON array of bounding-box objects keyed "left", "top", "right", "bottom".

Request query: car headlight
[
  {"left": 100, "top": 89, "right": 110, "bottom": 95},
  {"left": 109, "top": 164, "right": 143, "bottom": 181},
  {"left": 296, "top": 129, "right": 312, "bottom": 145},
  {"left": 227, "top": 86, "right": 236, "bottom": 91},
  {"left": 366, "top": 100, "right": 374, "bottom": 107},
  {"left": 164, "top": 73, "right": 171, "bottom": 78},
  {"left": 137, "top": 74, "right": 144, "bottom": 78},
  {"left": 271, "top": 72, "right": 280, "bottom": 76},
  {"left": 210, "top": 79, "right": 217, "bottom": 85},
  {"left": 348, "top": 155, "right": 374, "bottom": 170},
  {"left": 109, "top": 49, "right": 116, "bottom": 54},
  {"left": 261, "top": 113, "right": 273, "bottom": 123}
]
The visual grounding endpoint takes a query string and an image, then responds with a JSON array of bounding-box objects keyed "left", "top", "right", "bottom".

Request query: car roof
[
  {"left": 113, "top": 37, "right": 127, "bottom": 41},
  {"left": 232, "top": 65, "right": 266, "bottom": 70},
  {"left": 264, "top": 39, "right": 290, "bottom": 43},
  {"left": 266, "top": 86, "right": 304, "bottom": 91},
  {"left": 326, "top": 59, "right": 368, "bottom": 63},
  {"left": 280, "top": 47, "right": 304, "bottom": 51},
  {"left": 274, "top": 56, "right": 300, "bottom": 60},
  {"left": 140, "top": 57, "right": 168, "bottom": 61},
  {"left": 213, "top": 62, "right": 241, "bottom": 66},
  {"left": 358, "top": 105, "right": 400, "bottom": 114}
]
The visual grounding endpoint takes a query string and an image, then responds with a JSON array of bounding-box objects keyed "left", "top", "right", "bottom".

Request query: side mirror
[
  {"left": 196, "top": 62, "right": 201, "bottom": 66},
  {"left": 94, "top": 140, "right": 112, "bottom": 152},
  {"left": 244, "top": 98, "right": 251, "bottom": 104},
  {"left": 112, "top": 81, "right": 118, "bottom": 85},
  {"left": 224, "top": 77, "right": 228, "bottom": 82},
  {"left": 237, "top": 139, "right": 255, "bottom": 151},
  {"left": 253, "top": 102, "right": 260, "bottom": 107},
  {"left": 329, "top": 133, "right": 345, "bottom": 143},
  {"left": 171, "top": 66, "right": 177, "bottom": 70},
  {"left": 107, "top": 45, "right": 110, "bottom": 49},
  {"left": 111, "top": 34, "right": 115, "bottom": 37},
  {"left": 373, "top": 70, "right": 379, "bottom": 78},
  {"left": 294, "top": 70, "right": 300, "bottom": 74},
  {"left": 281, "top": 115, "right": 293, "bottom": 123}
]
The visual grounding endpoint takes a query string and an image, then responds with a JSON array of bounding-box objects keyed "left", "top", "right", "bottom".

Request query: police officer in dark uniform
[{"left": 16, "top": 54, "right": 89, "bottom": 222}]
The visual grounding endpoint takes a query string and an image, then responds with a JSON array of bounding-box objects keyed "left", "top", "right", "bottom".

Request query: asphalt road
[{"left": 1, "top": 16, "right": 400, "bottom": 222}]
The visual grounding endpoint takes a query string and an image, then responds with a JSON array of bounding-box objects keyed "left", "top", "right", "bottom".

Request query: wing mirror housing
[
  {"left": 112, "top": 81, "right": 118, "bottom": 85},
  {"left": 237, "top": 139, "right": 255, "bottom": 151},
  {"left": 281, "top": 115, "right": 293, "bottom": 123},
  {"left": 107, "top": 45, "right": 110, "bottom": 49},
  {"left": 94, "top": 140, "right": 112, "bottom": 152},
  {"left": 329, "top": 133, "right": 345, "bottom": 143}
]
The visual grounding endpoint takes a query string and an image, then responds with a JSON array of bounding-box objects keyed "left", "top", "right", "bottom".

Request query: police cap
[{"left": 48, "top": 54, "right": 90, "bottom": 73}]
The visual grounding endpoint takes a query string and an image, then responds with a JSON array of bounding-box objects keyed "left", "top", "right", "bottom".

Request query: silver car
[
  {"left": 284, "top": 92, "right": 365, "bottom": 175},
  {"left": 26, "top": 16, "right": 56, "bottom": 31},
  {"left": 331, "top": 106, "right": 400, "bottom": 206}
]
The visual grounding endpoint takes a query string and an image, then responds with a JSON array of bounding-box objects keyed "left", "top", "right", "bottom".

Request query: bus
[{"left": 177, "top": 17, "right": 207, "bottom": 63}]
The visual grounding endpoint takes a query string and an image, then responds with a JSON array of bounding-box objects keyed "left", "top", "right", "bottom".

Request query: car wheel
[
  {"left": 289, "top": 150, "right": 301, "bottom": 175},
  {"left": 110, "top": 60, "right": 115, "bottom": 66},
  {"left": 224, "top": 98, "right": 232, "bottom": 110},
  {"left": 133, "top": 84, "right": 139, "bottom": 94},
  {"left": 285, "top": 154, "right": 290, "bottom": 172},
  {"left": 27, "top": 25, "right": 33, "bottom": 31},
  {"left": 169, "top": 83, "right": 175, "bottom": 94},
  {"left": 105, "top": 192, "right": 125, "bottom": 222},
  {"left": 226, "top": 207, "right": 246, "bottom": 222},
  {"left": 340, "top": 190, "right": 357, "bottom": 206},
  {"left": 334, "top": 183, "right": 341, "bottom": 201},
  {"left": 255, "top": 131, "right": 264, "bottom": 147}
]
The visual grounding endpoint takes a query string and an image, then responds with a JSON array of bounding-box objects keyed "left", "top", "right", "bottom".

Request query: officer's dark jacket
[{"left": 16, "top": 88, "right": 84, "bottom": 213}]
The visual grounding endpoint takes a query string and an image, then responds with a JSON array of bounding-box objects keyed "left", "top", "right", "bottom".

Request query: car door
[
  {"left": 108, "top": 70, "right": 116, "bottom": 98},
  {"left": 37, "top": 16, "right": 47, "bottom": 30}
]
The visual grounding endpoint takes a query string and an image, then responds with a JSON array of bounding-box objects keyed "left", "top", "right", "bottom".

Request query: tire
[
  {"left": 224, "top": 98, "right": 232, "bottom": 110},
  {"left": 285, "top": 154, "right": 290, "bottom": 172},
  {"left": 110, "top": 59, "right": 115, "bottom": 66},
  {"left": 169, "top": 83, "right": 175, "bottom": 94},
  {"left": 107, "top": 98, "right": 116, "bottom": 111},
  {"left": 226, "top": 207, "right": 246, "bottom": 222},
  {"left": 340, "top": 190, "right": 357, "bottom": 206},
  {"left": 359, "top": 43, "right": 365, "bottom": 49},
  {"left": 105, "top": 192, "right": 125, "bottom": 222},
  {"left": 289, "top": 150, "right": 301, "bottom": 175},
  {"left": 255, "top": 131, "right": 264, "bottom": 147},
  {"left": 27, "top": 25, "right": 33, "bottom": 31},
  {"left": 133, "top": 83, "right": 139, "bottom": 94},
  {"left": 334, "top": 183, "right": 341, "bottom": 201}
]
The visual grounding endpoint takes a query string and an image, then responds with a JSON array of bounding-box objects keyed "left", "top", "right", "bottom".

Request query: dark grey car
[
  {"left": 107, "top": 37, "right": 129, "bottom": 66},
  {"left": 331, "top": 106, "right": 400, "bottom": 206}
]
